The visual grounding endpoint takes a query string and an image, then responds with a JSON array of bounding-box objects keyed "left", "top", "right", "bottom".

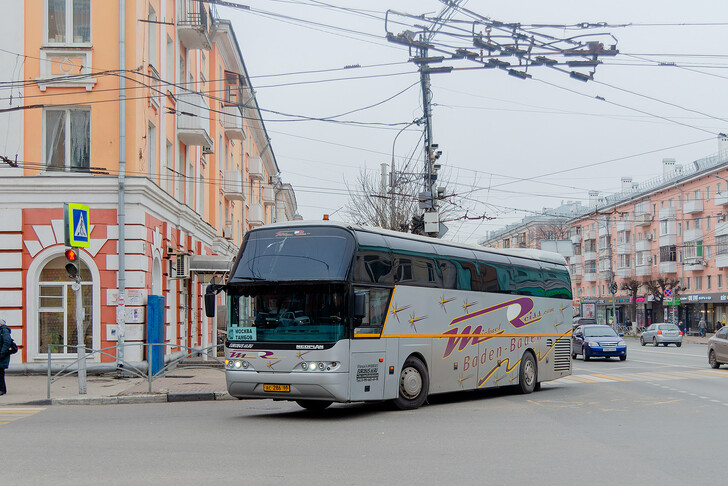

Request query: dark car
[
  {"left": 572, "top": 325, "right": 627, "bottom": 361},
  {"left": 708, "top": 326, "right": 728, "bottom": 368},
  {"left": 573, "top": 317, "right": 597, "bottom": 328}
]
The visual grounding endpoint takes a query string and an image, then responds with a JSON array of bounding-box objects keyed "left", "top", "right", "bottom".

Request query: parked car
[
  {"left": 640, "top": 323, "right": 683, "bottom": 347},
  {"left": 708, "top": 326, "right": 728, "bottom": 368},
  {"left": 572, "top": 325, "right": 627, "bottom": 361}
]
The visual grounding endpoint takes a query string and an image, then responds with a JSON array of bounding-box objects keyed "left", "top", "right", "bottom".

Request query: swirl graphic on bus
[{"left": 441, "top": 297, "right": 541, "bottom": 359}]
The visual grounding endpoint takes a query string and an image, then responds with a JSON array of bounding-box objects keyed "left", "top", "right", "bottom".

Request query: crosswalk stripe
[
  {"left": 0, "top": 408, "right": 45, "bottom": 426},
  {"left": 591, "top": 373, "right": 631, "bottom": 382}
]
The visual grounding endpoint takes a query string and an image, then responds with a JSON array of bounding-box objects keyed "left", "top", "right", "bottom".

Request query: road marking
[
  {"left": 560, "top": 375, "right": 599, "bottom": 383},
  {"left": 0, "top": 408, "right": 44, "bottom": 425},
  {"left": 591, "top": 373, "right": 631, "bottom": 382},
  {"left": 690, "top": 370, "right": 728, "bottom": 377}
]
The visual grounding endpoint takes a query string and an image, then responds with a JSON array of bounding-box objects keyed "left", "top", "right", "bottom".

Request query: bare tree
[
  {"left": 534, "top": 219, "right": 571, "bottom": 242},
  {"left": 620, "top": 279, "right": 642, "bottom": 323},
  {"left": 343, "top": 165, "right": 477, "bottom": 233},
  {"left": 643, "top": 278, "right": 682, "bottom": 323}
]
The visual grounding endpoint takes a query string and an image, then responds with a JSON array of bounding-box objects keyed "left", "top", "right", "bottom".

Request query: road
[{"left": 4, "top": 341, "right": 725, "bottom": 485}]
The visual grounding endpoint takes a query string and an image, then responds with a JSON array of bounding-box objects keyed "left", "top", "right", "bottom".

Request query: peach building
[
  {"left": 570, "top": 153, "right": 728, "bottom": 332},
  {"left": 0, "top": 1, "right": 297, "bottom": 368}
]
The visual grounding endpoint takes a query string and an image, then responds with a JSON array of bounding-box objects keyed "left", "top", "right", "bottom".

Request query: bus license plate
[{"left": 263, "top": 384, "right": 290, "bottom": 393}]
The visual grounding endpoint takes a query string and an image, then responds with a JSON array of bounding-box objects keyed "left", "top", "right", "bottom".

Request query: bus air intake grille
[{"left": 553, "top": 338, "right": 571, "bottom": 372}]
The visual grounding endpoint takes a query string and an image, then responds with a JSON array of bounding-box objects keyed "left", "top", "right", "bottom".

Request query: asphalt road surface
[{"left": 4, "top": 341, "right": 725, "bottom": 485}]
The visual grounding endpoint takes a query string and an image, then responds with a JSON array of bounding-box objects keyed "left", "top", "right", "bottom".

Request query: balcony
[
  {"left": 634, "top": 214, "right": 653, "bottom": 226},
  {"left": 599, "top": 269, "right": 613, "bottom": 280},
  {"left": 659, "top": 261, "right": 677, "bottom": 274},
  {"left": 659, "top": 233, "right": 677, "bottom": 246},
  {"left": 635, "top": 239, "right": 651, "bottom": 252},
  {"left": 683, "top": 199, "right": 704, "bottom": 214},
  {"left": 635, "top": 264, "right": 652, "bottom": 277},
  {"left": 616, "top": 242, "right": 631, "bottom": 255},
  {"left": 634, "top": 203, "right": 651, "bottom": 217},
  {"left": 584, "top": 230, "right": 597, "bottom": 241},
  {"left": 248, "top": 203, "right": 264, "bottom": 227},
  {"left": 262, "top": 186, "right": 276, "bottom": 206},
  {"left": 177, "top": 92, "right": 213, "bottom": 147},
  {"left": 570, "top": 234, "right": 582, "bottom": 244},
  {"left": 222, "top": 170, "right": 244, "bottom": 201},
  {"left": 717, "top": 253, "right": 728, "bottom": 269},
  {"left": 222, "top": 105, "right": 245, "bottom": 140},
  {"left": 570, "top": 255, "right": 583, "bottom": 266},
  {"left": 584, "top": 272, "right": 597, "bottom": 282},
  {"left": 177, "top": 0, "right": 213, "bottom": 50},
  {"left": 683, "top": 228, "right": 703, "bottom": 243},
  {"left": 715, "top": 192, "right": 728, "bottom": 206},
  {"left": 715, "top": 221, "right": 728, "bottom": 238},
  {"left": 658, "top": 207, "right": 675, "bottom": 221},
  {"left": 248, "top": 156, "right": 264, "bottom": 181},
  {"left": 584, "top": 251, "right": 597, "bottom": 262},
  {"left": 684, "top": 258, "right": 705, "bottom": 271},
  {"left": 617, "top": 221, "right": 631, "bottom": 232},
  {"left": 617, "top": 268, "right": 633, "bottom": 279}
]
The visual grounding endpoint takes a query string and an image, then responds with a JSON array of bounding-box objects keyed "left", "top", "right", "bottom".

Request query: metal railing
[{"left": 46, "top": 342, "right": 225, "bottom": 400}]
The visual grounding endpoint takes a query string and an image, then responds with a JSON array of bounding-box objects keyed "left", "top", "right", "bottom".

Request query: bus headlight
[{"left": 226, "top": 359, "right": 250, "bottom": 370}]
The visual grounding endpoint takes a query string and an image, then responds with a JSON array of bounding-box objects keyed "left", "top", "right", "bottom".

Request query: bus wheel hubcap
[
  {"left": 524, "top": 360, "right": 535, "bottom": 385},
  {"left": 400, "top": 367, "right": 422, "bottom": 399}
]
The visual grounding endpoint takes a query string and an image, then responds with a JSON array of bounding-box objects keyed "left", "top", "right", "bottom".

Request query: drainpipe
[{"left": 117, "top": 0, "right": 127, "bottom": 368}]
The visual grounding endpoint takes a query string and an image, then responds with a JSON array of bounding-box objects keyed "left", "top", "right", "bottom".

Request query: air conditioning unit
[
  {"left": 202, "top": 142, "right": 214, "bottom": 155},
  {"left": 718, "top": 214, "right": 725, "bottom": 222},
  {"left": 169, "top": 253, "right": 190, "bottom": 279},
  {"left": 646, "top": 234, "right": 653, "bottom": 240},
  {"left": 647, "top": 256, "right": 652, "bottom": 263},
  {"left": 223, "top": 225, "right": 233, "bottom": 240}
]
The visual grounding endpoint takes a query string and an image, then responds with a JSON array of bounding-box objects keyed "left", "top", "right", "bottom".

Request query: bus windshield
[
  {"left": 230, "top": 226, "right": 355, "bottom": 282},
  {"left": 227, "top": 284, "right": 348, "bottom": 343}
]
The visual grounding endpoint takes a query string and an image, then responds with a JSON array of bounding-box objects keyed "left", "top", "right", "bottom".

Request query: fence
[{"left": 46, "top": 342, "right": 225, "bottom": 400}]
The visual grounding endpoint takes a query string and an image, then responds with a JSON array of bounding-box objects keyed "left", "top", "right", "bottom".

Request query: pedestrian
[
  {"left": 0, "top": 317, "right": 11, "bottom": 396},
  {"left": 698, "top": 316, "right": 707, "bottom": 337},
  {"left": 678, "top": 320, "right": 685, "bottom": 335}
]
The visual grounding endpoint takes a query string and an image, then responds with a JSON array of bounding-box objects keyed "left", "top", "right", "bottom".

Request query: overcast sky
[{"left": 220, "top": 0, "right": 728, "bottom": 244}]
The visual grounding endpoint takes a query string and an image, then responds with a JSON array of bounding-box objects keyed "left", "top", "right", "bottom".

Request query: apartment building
[
  {"left": 0, "top": 1, "right": 297, "bottom": 368},
  {"left": 571, "top": 153, "right": 728, "bottom": 332},
  {"left": 480, "top": 137, "right": 728, "bottom": 332}
]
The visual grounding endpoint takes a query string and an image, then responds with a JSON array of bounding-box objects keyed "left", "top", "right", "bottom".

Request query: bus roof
[{"left": 251, "top": 220, "right": 568, "bottom": 268}]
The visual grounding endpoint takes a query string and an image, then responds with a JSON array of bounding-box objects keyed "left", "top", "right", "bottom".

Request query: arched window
[{"left": 38, "top": 255, "right": 92, "bottom": 355}]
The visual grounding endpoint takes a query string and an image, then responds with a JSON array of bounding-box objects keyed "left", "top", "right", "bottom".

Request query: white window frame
[
  {"left": 44, "top": 0, "right": 92, "bottom": 46},
  {"left": 42, "top": 106, "right": 91, "bottom": 172}
]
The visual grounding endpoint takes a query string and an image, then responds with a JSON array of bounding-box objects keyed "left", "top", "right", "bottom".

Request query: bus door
[{"left": 349, "top": 288, "right": 391, "bottom": 401}]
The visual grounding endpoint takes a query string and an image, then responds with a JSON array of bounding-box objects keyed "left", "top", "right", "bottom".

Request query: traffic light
[{"left": 65, "top": 247, "right": 80, "bottom": 280}]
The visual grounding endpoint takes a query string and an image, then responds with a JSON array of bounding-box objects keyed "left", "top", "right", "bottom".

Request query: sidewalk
[{"left": 0, "top": 366, "right": 232, "bottom": 406}]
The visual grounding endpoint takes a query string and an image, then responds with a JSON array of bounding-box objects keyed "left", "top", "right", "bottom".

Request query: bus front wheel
[
  {"left": 393, "top": 356, "right": 429, "bottom": 410},
  {"left": 296, "top": 400, "right": 332, "bottom": 411},
  {"left": 518, "top": 352, "right": 538, "bottom": 394}
]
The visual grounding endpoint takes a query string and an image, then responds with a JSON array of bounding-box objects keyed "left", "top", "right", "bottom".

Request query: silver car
[
  {"left": 640, "top": 323, "right": 683, "bottom": 347},
  {"left": 708, "top": 326, "right": 728, "bottom": 368}
]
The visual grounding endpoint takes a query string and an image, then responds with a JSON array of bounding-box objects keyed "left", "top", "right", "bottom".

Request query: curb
[{"left": 10, "top": 392, "right": 234, "bottom": 406}]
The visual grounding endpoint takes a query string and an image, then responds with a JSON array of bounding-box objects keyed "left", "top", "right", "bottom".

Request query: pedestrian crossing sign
[{"left": 64, "top": 203, "right": 90, "bottom": 248}]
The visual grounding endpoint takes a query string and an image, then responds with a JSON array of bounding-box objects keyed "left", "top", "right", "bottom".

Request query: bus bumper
[{"left": 226, "top": 370, "right": 350, "bottom": 402}]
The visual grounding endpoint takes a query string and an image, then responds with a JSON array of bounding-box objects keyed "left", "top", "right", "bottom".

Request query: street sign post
[{"left": 63, "top": 203, "right": 90, "bottom": 394}]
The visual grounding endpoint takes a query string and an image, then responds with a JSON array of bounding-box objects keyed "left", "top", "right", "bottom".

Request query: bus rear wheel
[
  {"left": 296, "top": 400, "right": 332, "bottom": 411},
  {"left": 393, "top": 356, "right": 429, "bottom": 410},
  {"left": 518, "top": 352, "right": 538, "bottom": 394}
]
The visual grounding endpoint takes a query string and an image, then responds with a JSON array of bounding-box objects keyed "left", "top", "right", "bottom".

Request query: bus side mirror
[
  {"left": 354, "top": 292, "right": 366, "bottom": 319},
  {"left": 204, "top": 292, "right": 216, "bottom": 318}
]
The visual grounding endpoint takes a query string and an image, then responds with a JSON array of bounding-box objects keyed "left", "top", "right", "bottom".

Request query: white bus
[{"left": 206, "top": 221, "right": 573, "bottom": 410}]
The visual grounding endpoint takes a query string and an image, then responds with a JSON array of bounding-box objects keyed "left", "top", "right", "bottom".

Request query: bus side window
[{"left": 353, "top": 288, "right": 390, "bottom": 337}]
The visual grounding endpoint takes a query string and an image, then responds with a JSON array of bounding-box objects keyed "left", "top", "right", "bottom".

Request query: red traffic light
[{"left": 65, "top": 248, "right": 79, "bottom": 262}]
